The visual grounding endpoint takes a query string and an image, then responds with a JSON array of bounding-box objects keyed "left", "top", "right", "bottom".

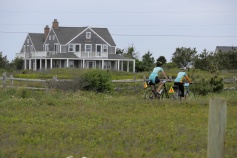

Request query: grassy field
[{"left": 0, "top": 86, "right": 236, "bottom": 158}]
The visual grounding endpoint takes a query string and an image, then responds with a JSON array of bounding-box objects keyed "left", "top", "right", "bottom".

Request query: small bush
[
  {"left": 81, "top": 69, "right": 114, "bottom": 92},
  {"left": 210, "top": 76, "right": 224, "bottom": 93}
]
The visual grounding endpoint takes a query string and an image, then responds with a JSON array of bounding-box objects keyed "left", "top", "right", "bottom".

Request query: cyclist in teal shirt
[
  {"left": 148, "top": 61, "right": 169, "bottom": 94},
  {"left": 174, "top": 67, "right": 192, "bottom": 100}
]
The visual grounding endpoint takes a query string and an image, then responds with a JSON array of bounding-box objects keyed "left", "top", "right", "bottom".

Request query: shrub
[
  {"left": 191, "top": 77, "right": 210, "bottom": 95},
  {"left": 209, "top": 75, "right": 224, "bottom": 93},
  {"left": 81, "top": 69, "right": 114, "bottom": 92}
]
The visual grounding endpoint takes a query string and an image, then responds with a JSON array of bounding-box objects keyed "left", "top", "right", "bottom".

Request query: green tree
[
  {"left": 171, "top": 47, "right": 197, "bottom": 68},
  {"left": 124, "top": 45, "right": 138, "bottom": 59},
  {"left": 10, "top": 57, "right": 24, "bottom": 70},
  {"left": 141, "top": 51, "right": 155, "bottom": 71},
  {"left": 0, "top": 52, "right": 9, "bottom": 69},
  {"left": 116, "top": 48, "right": 124, "bottom": 55},
  {"left": 135, "top": 59, "right": 145, "bottom": 72},
  {"left": 194, "top": 49, "right": 213, "bottom": 71}
]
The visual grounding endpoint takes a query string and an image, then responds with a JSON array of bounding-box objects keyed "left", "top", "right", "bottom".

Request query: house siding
[
  {"left": 20, "top": 35, "right": 34, "bottom": 57},
  {"left": 44, "top": 31, "right": 59, "bottom": 52}
]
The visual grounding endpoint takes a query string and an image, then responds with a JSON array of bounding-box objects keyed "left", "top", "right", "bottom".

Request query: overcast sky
[{"left": 0, "top": 0, "right": 236, "bottom": 62}]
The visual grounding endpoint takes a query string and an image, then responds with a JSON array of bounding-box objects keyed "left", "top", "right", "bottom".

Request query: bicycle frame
[
  {"left": 145, "top": 80, "right": 170, "bottom": 100},
  {"left": 172, "top": 82, "right": 194, "bottom": 100}
]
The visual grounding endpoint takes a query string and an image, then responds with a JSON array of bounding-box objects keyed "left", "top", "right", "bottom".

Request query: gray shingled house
[
  {"left": 16, "top": 19, "right": 135, "bottom": 72},
  {"left": 215, "top": 46, "right": 237, "bottom": 53}
]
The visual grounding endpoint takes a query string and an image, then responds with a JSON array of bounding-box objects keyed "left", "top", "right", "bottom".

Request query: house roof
[
  {"left": 53, "top": 27, "right": 87, "bottom": 45},
  {"left": 91, "top": 28, "right": 116, "bottom": 46},
  {"left": 53, "top": 27, "right": 116, "bottom": 46},
  {"left": 215, "top": 46, "right": 237, "bottom": 52},
  {"left": 28, "top": 33, "right": 45, "bottom": 51}
]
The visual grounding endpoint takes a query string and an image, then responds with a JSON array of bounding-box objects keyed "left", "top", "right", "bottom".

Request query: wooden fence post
[
  {"left": 10, "top": 74, "right": 13, "bottom": 86},
  {"left": 207, "top": 97, "right": 227, "bottom": 158},
  {"left": 2, "top": 72, "right": 6, "bottom": 88},
  {"left": 53, "top": 75, "right": 58, "bottom": 81}
]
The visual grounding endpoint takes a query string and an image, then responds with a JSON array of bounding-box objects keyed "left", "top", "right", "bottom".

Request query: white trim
[
  {"left": 85, "top": 44, "right": 92, "bottom": 52},
  {"left": 86, "top": 32, "right": 91, "bottom": 39},
  {"left": 96, "top": 44, "right": 102, "bottom": 53},
  {"left": 103, "top": 44, "right": 108, "bottom": 53}
]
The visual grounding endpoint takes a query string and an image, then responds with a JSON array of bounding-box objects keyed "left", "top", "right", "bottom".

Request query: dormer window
[
  {"left": 27, "top": 39, "right": 29, "bottom": 44},
  {"left": 49, "top": 35, "right": 51, "bottom": 40},
  {"left": 86, "top": 32, "right": 91, "bottom": 39}
]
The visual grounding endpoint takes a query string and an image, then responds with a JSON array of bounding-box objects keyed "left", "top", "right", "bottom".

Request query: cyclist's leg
[
  {"left": 156, "top": 77, "right": 162, "bottom": 93},
  {"left": 179, "top": 83, "right": 185, "bottom": 100},
  {"left": 172, "top": 82, "right": 179, "bottom": 100}
]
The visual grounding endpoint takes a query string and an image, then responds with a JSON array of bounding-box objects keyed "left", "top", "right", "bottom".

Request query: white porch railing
[
  {"left": 32, "top": 51, "right": 47, "bottom": 57},
  {"left": 79, "top": 52, "right": 108, "bottom": 58},
  {"left": 16, "top": 51, "right": 108, "bottom": 58},
  {"left": 15, "top": 53, "right": 25, "bottom": 58}
]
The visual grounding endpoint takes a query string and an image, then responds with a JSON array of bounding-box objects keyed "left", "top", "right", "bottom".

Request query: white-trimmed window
[
  {"left": 68, "top": 44, "right": 74, "bottom": 52},
  {"left": 30, "top": 45, "right": 33, "bottom": 51},
  {"left": 26, "top": 45, "right": 29, "bottom": 52},
  {"left": 27, "top": 39, "right": 29, "bottom": 44},
  {"left": 54, "top": 43, "right": 59, "bottom": 52},
  {"left": 75, "top": 44, "right": 81, "bottom": 52},
  {"left": 103, "top": 44, "right": 108, "bottom": 53},
  {"left": 86, "top": 61, "right": 96, "bottom": 68},
  {"left": 44, "top": 44, "right": 49, "bottom": 51},
  {"left": 23, "top": 45, "right": 26, "bottom": 52},
  {"left": 85, "top": 44, "right": 92, "bottom": 52},
  {"left": 69, "top": 60, "right": 74, "bottom": 67},
  {"left": 49, "top": 35, "right": 51, "bottom": 40},
  {"left": 96, "top": 44, "right": 102, "bottom": 52},
  {"left": 86, "top": 32, "right": 91, "bottom": 39},
  {"left": 68, "top": 44, "right": 81, "bottom": 52}
]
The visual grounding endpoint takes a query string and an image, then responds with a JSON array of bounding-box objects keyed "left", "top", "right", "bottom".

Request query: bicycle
[
  {"left": 144, "top": 80, "right": 171, "bottom": 100},
  {"left": 184, "top": 83, "right": 196, "bottom": 100},
  {"left": 171, "top": 82, "right": 195, "bottom": 100}
]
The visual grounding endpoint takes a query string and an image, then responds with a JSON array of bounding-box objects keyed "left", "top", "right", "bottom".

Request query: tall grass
[{"left": 0, "top": 88, "right": 236, "bottom": 157}]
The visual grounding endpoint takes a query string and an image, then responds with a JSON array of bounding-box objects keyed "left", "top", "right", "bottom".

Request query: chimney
[
  {"left": 44, "top": 25, "right": 50, "bottom": 39},
  {"left": 52, "top": 19, "right": 59, "bottom": 29}
]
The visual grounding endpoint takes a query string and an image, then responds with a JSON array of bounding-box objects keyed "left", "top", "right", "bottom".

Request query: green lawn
[{"left": 0, "top": 88, "right": 236, "bottom": 158}]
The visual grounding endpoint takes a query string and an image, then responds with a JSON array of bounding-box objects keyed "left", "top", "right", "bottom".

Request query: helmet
[
  {"left": 180, "top": 67, "right": 186, "bottom": 70},
  {"left": 156, "top": 61, "right": 163, "bottom": 67}
]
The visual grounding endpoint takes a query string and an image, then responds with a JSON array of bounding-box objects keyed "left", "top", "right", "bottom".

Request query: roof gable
[
  {"left": 52, "top": 26, "right": 116, "bottom": 46},
  {"left": 90, "top": 27, "right": 116, "bottom": 46},
  {"left": 28, "top": 33, "right": 45, "bottom": 51},
  {"left": 53, "top": 27, "right": 87, "bottom": 44}
]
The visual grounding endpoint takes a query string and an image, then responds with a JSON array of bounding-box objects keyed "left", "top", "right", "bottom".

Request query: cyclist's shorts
[
  {"left": 154, "top": 76, "right": 160, "bottom": 84},
  {"left": 149, "top": 74, "right": 160, "bottom": 85}
]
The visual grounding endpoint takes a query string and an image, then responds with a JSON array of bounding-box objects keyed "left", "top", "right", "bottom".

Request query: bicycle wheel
[
  {"left": 161, "top": 90, "right": 170, "bottom": 99},
  {"left": 145, "top": 89, "right": 157, "bottom": 100},
  {"left": 185, "top": 91, "right": 196, "bottom": 100},
  {"left": 171, "top": 90, "right": 179, "bottom": 100}
]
